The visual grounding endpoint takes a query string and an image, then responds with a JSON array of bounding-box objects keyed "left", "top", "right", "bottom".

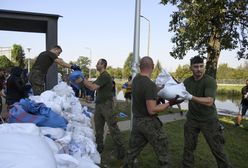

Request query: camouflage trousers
[
  {"left": 183, "top": 118, "right": 232, "bottom": 168},
  {"left": 124, "top": 116, "right": 169, "bottom": 168},
  {"left": 0, "top": 96, "right": 2, "bottom": 114},
  {"left": 94, "top": 99, "right": 125, "bottom": 157},
  {"left": 28, "top": 69, "right": 46, "bottom": 95}
]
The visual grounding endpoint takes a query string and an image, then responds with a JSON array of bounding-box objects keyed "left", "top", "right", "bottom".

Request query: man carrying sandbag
[
  {"left": 28, "top": 45, "right": 80, "bottom": 95},
  {"left": 179, "top": 56, "right": 232, "bottom": 168},
  {"left": 123, "top": 56, "right": 179, "bottom": 168}
]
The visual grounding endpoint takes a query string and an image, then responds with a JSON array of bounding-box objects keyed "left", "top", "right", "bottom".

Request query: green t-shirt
[
  {"left": 184, "top": 74, "right": 217, "bottom": 121},
  {"left": 32, "top": 51, "right": 57, "bottom": 74},
  {"left": 94, "top": 71, "right": 113, "bottom": 104},
  {"left": 132, "top": 74, "right": 157, "bottom": 118}
]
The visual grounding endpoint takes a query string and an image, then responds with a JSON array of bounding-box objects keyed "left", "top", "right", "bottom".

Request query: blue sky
[{"left": 0, "top": 0, "right": 245, "bottom": 71}]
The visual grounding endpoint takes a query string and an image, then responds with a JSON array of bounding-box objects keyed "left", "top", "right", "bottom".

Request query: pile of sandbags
[{"left": 2, "top": 82, "right": 100, "bottom": 168}]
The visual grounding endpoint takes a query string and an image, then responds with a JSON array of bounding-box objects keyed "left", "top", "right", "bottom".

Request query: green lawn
[
  {"left": 217, "top": 84, "right": 242, "bottom": 96},
  {"left": 101, "top": 116, "right": 248, "bottom": 168}
]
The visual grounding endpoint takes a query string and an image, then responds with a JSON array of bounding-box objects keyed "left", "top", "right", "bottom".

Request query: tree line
[{"left": 1, "top": 44, "right": 247, "bottom": 83}]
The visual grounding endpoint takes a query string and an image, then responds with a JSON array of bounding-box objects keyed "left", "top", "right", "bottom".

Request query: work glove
[
  {"left": 168, "top": 95, "right": 180, "bottom": 106},
  {"left": 70, "top": 64, "right": 81, "bottom": 71},
  {"left": 180, "top": 90, "right": 193, "bottom": 100}
]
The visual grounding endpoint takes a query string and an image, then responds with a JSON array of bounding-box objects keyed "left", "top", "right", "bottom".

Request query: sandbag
[
  {"left": 0, "top": 123, "right": 56, "bottom": 168},
  {"left": 156, "top": 69, "right": 186, "bottom": 100},
  {"left": 8, "top": 99, "right": 68, "bottom": 129}
]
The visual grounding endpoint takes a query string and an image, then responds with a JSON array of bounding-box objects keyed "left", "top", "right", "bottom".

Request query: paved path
[{"left": 117, "top": 113, "right": 186, "bottom": 132}]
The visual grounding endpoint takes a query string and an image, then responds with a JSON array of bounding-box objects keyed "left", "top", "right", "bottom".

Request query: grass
[
  {"left": 217, "top": 84, "right": 242, "bottom": 96},
  {"left": 101, "top": 116, "right": 248, "bottom": 168}
]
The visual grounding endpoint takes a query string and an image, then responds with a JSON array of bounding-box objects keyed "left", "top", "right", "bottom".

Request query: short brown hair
[
  {"left": 190, "top": 56, "right": 204, "bottom": 65},
  {"left": 52, "top": 45, "right": 62, "bottom": 51},
  {"left": 139, "top": 56, "right": 154, "bottom": 70},
  {"left": 100, "top": 58, "right": 107, "bottom": 68}
]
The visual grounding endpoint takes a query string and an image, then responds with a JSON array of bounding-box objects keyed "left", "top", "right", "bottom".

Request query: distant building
[{"left": 0, "top": 47, "right": 12, "bottom": 60}]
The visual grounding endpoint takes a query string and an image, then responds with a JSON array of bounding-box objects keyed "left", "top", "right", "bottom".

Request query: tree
[
  {"left": 11, "top": 44, "right": 25, "bottom": 68},
  {"left": 123, "top": 53, "right": 133, "bottom": 79},
  {"left": 114, "top": 67, "right": 123, "bottom": 79},
  {"left": 174, "top": 64, "right": 191, "bottom": 81},
  {"left": 70, "top": 56, "right": 91, "bottom": 77},
  {"left": 161, "top": 0, "right": 248, "bottom": 78},
  {"left": 0, "top": 55, "right": 14, "bottom": 69},
  {"left": 107, "top": 66, "right": 115, "bottom": 77},
  {"left": 216, "top": 63, "right": 232, "bottom": 79},
  {"left": 151, "top": 60, "right": 162, "bottom": 79}
]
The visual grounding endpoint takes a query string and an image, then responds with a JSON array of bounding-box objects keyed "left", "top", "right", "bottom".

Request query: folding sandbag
[
  {"left": 0, "top": 123, "right": 56, "bottom": 168},
  {"left": 20, "top": 99, "right": 68, "bottom": 129},
  {"left": 69, "top": 70, "right": 84, "bottom": 82},
  {"left": 37, "top": 105, "right": 68, "bottom": 129},
  {"left": 9, "top": 100, "right": 68, "bottom": 129},
  {"left": 8, "top": 103, "right": 47, "bottom": 124}
]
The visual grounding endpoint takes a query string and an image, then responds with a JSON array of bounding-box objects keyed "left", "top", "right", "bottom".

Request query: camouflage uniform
[
  {"left": 28, "top": 69, "right": 45, "bottom": 95},
  {"left": 183, "top": 74, "right": 232, "bottom": 168},
  {"left": 124, "top": 74, "right": 169, "bottom": 168},
  {"left": 94, "top": 71, "right": 125, "bottom": 158},
  {"left": 28, "top": 50, "right": 57, "bottom": 95},
  {"left": 124, "top": 117, "right": 169, "bottom": 168}
]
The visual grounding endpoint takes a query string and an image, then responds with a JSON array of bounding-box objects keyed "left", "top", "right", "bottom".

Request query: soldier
[
  {"left": 28, "top": 45, "right": 80, "bottom": 95},
  {"left": 180, "top": 56, "right": 232, "bottom": 168},
  {"left": 123, "top": 56, "right": 179, "bottom": 168},
  {"left": 235, "top": 79, "right": 248, "bottom": 126},
  {"left": 75, "top": 58, "right": 126, "bottom": 160}
]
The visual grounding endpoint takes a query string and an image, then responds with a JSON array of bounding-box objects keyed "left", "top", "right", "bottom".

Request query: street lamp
[
  {"left": 84, "top": 47, "right": 92, "bottom": 79},
  {"left": 27, "top": 48, "right": 31, "bottom": 73},
  {"left": 140, "top": 15, "right": 150, "bottom": 56}
]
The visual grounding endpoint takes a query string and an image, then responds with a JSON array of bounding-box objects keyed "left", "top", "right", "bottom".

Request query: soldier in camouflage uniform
[
  {"left": 123, "top": 56, "right": 179, "bottom": 168},
  {"left": 180, "top": 56, "right": 232, "bottom": 168},
  {"left": 28, "top": 45, "right": 80, "bottom": 95},
  {"left": 77, "top": 58, "right": 126, "bottom": 160}
]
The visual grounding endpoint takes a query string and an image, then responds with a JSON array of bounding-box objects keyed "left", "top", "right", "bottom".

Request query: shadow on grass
[{"left": 101, "top": 116, "right": 248, "bottom": 168}]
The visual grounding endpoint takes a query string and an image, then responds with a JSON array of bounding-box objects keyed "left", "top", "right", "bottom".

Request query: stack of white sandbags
[
  {"left": 1, "top": 82, "right": 100, "bottom": 168},
  {"left": 155, "top": 69, "right": 186, "bottom": 100},
  {"left": 0, "top": 123, "right": 57, "bottom": 168}
]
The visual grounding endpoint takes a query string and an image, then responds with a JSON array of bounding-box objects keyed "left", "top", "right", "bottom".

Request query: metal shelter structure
[{"left": 0, "top": 9, "right": 61, "bottom": 90}]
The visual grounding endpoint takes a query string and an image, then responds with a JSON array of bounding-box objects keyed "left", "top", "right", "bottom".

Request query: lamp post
[
  {"left": 84, "top": 47, "right": 92, "bottom": 79},
  {"left": 140, "top": 15, "right": 150, "bottom": 56},
  {"left": 27, "top": 48, "right": 31, "bottom": 73}
]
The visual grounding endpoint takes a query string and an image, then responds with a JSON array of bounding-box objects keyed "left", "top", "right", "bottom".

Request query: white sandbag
[
  {"left": 155, "top": 69, "right": 177, "bottom": 87},
  {"left": 157, "top": 83, "right": 186, "bottom": 100},
  {"left": 55, "top": 132, "right": 73, "bottom": 154},
  {"left": 0, "top": 125, "right": 56, "bottom": 168},
  {"left": 44, "top": 136, "right": 59, "bottom": 154},
  {"left": 55, "top": 154, "right": 79, "bottom": 168},
  {"left": 156, "top": 69, "right": 186, "bottom": 100},
  {"left": 40, "top": 127, "right": 65, "bottom": 140},
  {"left": 0, "top": 123, "right": 40, "bottom": 135}
]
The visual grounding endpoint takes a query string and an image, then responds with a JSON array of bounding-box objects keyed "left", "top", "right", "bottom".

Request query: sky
[{"left": 0, "top": 0, "right": 246, "bottom": 72}]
